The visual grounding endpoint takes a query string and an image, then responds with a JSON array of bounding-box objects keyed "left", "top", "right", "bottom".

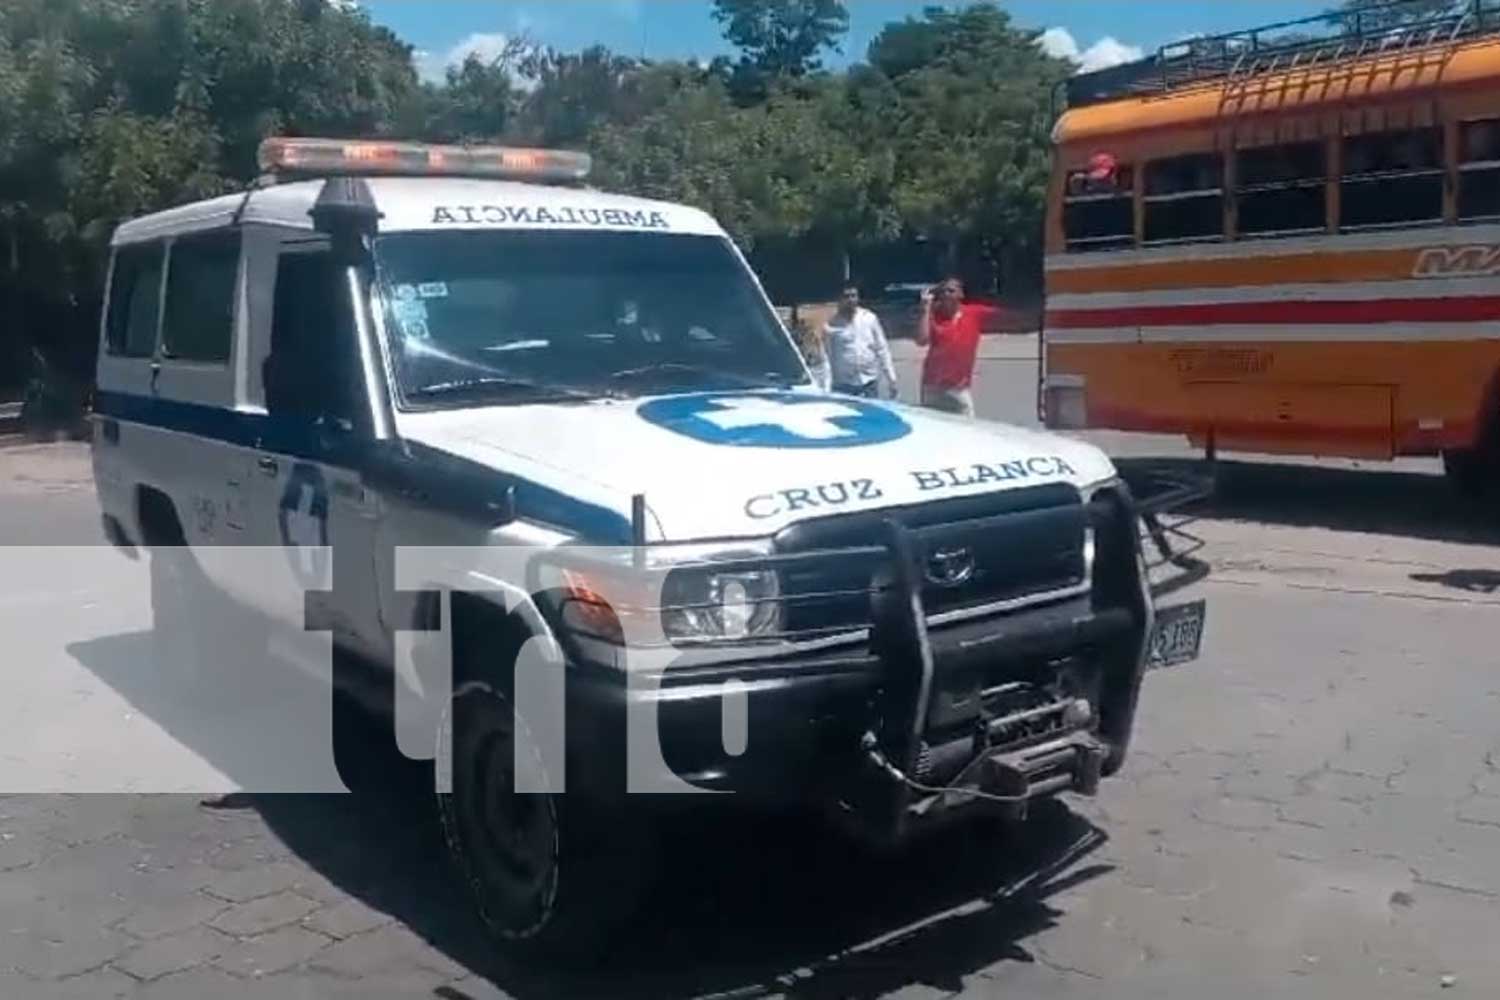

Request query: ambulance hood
[{"left": 397, "top": 390, "right": 1116, "bottom": 542}]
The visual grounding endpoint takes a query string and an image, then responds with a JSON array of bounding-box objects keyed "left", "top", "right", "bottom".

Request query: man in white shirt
[{"left": 823, "top": 284, "right": 898, "bottom": 399}]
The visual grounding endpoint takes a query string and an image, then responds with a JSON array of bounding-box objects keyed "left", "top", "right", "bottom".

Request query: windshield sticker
[
  {"left": 430, "top": 204, "right": 671, "bottom": 230},
  {"left": 638, "top": 392, "right": 911, "bottom": 449},
  {"left": 742, "top": 458, "right": 1080, "bottom": 520},
  {"left": 417, "top": 281, "right": 449, "bottom": 299},
  {"left": 391, "top": 297, "right": 430, "bottom": 339}
]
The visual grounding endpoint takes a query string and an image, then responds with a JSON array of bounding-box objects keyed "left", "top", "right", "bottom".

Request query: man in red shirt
[{"left": 916, "top": 276, "right": 997, "bottom": 417}]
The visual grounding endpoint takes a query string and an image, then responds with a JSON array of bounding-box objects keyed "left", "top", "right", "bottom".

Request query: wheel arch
[
  {"left": 409, "top": 582, "right": 562, "bottom": 695},
  {"left": 135, "top": 484, "right": 185, "bottom": 548},
  {"left": 1464, "top": 362, "right": 1500, "bottom": 451}
]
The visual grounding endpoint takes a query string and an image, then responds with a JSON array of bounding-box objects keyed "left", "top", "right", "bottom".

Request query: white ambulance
[{"left": 92, "top": 138, "right": 1201, "bottom": 957}]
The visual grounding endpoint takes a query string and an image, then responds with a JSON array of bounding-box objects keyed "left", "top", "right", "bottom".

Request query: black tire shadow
[
  {"left": 66, "top": 594, "right": 1115, "bottom": 997},
  {"left": 1116, "top": 457, "right": 1500, "bottom": 545},
  {"left": 1409, "top": 569, "right": 1500, "bottom": 594},
  {"left": 249, "top": 710, "right": 1112, "bottom": 1000}
]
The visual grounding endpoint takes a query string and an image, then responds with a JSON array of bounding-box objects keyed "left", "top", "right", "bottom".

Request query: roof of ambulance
[{"left": 111, "top": 176, "right": 725, "bottom": 246}]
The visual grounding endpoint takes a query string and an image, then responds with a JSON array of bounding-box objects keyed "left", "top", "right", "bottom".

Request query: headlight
[
  {"left": 660, "top": 566, "right": 781, "bottom": 641},
  {"left": 549, "top": 549, "right": 784, "bottom": 646}
]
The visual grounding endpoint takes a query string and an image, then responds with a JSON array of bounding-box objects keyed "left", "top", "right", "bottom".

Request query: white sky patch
[
  {"left": 1039, "top": 26, "right": 1145, "bottom": 74},
  {"left": 417, "top": 31, "right": 539, "bottom": 86}
]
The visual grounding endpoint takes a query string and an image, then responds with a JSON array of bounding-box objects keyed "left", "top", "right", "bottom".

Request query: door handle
[{"left": 257, "top": 456, "right": 279, "bottom": 477}]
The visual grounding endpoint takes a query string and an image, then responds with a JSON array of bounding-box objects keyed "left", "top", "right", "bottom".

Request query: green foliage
[
  {"left": 0, "top": 0, "right": 1076, "bottom": 383},
  {"left": 584, "top": 1, "right": 1064, "bottom": 293},
  {"left": 513, "top": 45, "right": 643, "bottom": 147},
  {"left": 711, "top": 0, "right": 850, "bottom": 78},
  {"left": 0, "top": 0, "right": 420, "bottom": 377},
  {"left": 867, "top": 4, "right": 1069, "bottom": 287}
]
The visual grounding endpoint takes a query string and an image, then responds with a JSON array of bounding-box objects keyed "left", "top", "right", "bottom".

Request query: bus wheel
[{"left": 1442, "top": 448, "right": 1494, "bottom": 497}]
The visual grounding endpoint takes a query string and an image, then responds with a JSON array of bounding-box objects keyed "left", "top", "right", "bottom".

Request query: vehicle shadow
[
  {"left": 66, "top": 627, "right": 349, "bottom": 793},
  {"left": 1116, "top": 457, "right": 1500, "bottom": 546},
  {"left": 1408, "top": 569, "right": 1500, "bottom": 594},
  {"left": 252, "top": 713, "right": 1112, "bottom": 999},
  {"left": 67, "top": 624, "right": 1113, "bottom": 999}
]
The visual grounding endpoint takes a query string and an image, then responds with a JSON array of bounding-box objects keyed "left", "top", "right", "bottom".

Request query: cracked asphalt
[{"left": 0, "top": 340, "right": 1496, "bottom": 998}]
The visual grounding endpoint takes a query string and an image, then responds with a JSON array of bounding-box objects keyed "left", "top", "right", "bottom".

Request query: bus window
[
  {"left": 1237, "top": 142, "right": 1326, "bottom": 237},
  {"left": 1341, "top": 127, "right": 1443, "bottom": 229},
  {"left": 1063, "top": 162, "right": 1134, "bottom": 253},
  {"left": 1144, "top": 153, "right": 1223, "bottom": 244},
  {"left": 1458, "top": 118, "right": 1500, "bottom": 222}
]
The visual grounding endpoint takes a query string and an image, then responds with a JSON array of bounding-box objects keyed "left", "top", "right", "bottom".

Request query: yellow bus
[{"left": 1041, "top": 0, "right": 1500, "bottom": 492}]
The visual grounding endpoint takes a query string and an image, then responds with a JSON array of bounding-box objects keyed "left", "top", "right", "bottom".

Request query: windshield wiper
[
  {"left": 408, "top": 375, "right": 600, "bottom": 403},
  {"left": 607, "top": 363, "right": 791, "bottom": 390}
]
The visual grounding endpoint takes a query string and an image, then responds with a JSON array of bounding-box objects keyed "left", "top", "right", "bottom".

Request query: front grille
[{"left": 774, "top": 484, "right": 1087, "bottom": 633}]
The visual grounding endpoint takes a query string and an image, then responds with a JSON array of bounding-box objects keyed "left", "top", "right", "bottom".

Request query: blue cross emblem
[{"left": 637, "top": 392, "right": 910, "bottom": 449}]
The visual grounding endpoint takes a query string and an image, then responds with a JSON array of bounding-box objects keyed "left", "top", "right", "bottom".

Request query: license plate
[{"left": 1146, "top": 599, "right": 1206, "bottom": 670}]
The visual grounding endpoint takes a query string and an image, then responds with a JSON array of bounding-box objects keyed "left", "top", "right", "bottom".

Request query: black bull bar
[
  {"left": 533, "top": 485, "right": 1156, "bottom": 845},
  {"left": 850, "top": 494, "right": 1149, "bottom": 843}
]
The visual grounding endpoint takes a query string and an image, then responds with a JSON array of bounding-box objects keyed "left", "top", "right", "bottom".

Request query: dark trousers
[{"left": 832, "top": 380, "right": 877, "bottom": 398}]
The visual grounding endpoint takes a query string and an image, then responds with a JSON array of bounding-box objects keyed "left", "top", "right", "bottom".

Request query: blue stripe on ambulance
[{"left": 93, "top": 391, "right": 634, "bottom": 544}]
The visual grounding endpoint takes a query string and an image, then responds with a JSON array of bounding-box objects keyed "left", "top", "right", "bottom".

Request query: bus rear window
[
  {"left": 1062, "top": 163, "right": 1134, "bottom": 253},
  {"left": 1144, "top": 153, "right": 1223, "bottom": 244},
  {"left": 1341, "top": 127, "right": 1443, "bottom": 229},
  {"left": 1237, "top": 142, "right": 1327, "bottom": 237},
  {"left": 1459, "top": 118, "right": 1500, "bottom": 222}
]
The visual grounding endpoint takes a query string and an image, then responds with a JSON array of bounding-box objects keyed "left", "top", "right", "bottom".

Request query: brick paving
[{"left": 2, "top": 390, "right": 1499, "bottom": 996}]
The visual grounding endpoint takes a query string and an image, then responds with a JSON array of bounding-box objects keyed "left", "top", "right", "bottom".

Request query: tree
[
  {"left": 866, "top": 4, "right": 1071, "bottom": 294},
  {"left": 712, "top": 0, "right": 849, "bottom": 103},
  {"left": 512, "top": 45, "right": 641, "bottom": 147},
  {"left": 0, "top": 0, "right": 422, "bottom": 390},
  {"left": 589, "top": 74, "right": 757, "bottom": 238},
  {"left": 422, "top": 52, "right": 519, "bottom": 142}
]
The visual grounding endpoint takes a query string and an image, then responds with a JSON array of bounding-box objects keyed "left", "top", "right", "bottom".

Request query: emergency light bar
[{"left": 256, "top": 137, "right": 592, "bottom": 183}]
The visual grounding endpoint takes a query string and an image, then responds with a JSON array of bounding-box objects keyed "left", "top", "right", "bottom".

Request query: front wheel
[{"left": 437, "top": 681, "right": 653, "bottom": 964}]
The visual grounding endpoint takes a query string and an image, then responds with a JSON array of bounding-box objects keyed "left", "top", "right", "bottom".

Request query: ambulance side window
[
  {"left": 161, "top": 231, "right": 239, "bottom": 363},
  {"left": 105, "top": 244, "right": 165, "bottom": 358},
  {"left": 264, "top": 251, "right": 365, "bottom": 431}
]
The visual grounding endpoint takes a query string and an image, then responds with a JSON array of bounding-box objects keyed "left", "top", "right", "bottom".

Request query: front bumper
[{"left": 559, "top": 486, "right": 1154, "bottom": 845}]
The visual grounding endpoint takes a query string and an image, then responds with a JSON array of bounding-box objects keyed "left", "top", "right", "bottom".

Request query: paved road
[{"left": 0, "top": 354, "right": 1497, "bottom": 997}]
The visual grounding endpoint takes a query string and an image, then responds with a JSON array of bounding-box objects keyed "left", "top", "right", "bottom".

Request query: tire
[
  {"left": 1443, "top": 447, "right": 1494, "bottom": 498},
  {"left": 437, "top": 680, "right": 653, "bottom": 964}
]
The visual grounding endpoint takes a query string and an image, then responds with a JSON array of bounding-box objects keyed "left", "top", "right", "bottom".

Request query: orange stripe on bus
[{"left": 1047, "top": 248, "right": 1421, "bottom": 295}]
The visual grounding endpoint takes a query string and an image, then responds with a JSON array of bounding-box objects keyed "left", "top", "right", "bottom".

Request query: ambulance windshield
[{"left": 374, "top": 230, "right": 810, "bottom": 406}]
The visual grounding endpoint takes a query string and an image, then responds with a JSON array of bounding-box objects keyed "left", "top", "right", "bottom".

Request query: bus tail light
[
  {"left": 1044, "top": 375, "right": 1088, "bottom": 430},
  {"left": 257, "top": 138, "right": 592, "bottom": 184}
]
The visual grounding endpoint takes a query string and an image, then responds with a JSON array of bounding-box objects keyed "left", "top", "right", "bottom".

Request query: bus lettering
[{"left": 1412, "top": 245, "right": 1500, "bottom": 278}]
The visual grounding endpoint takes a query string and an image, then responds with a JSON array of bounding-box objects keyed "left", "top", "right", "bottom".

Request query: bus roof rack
[{"left": 1065, "top": 0, "right": 1500, "bottom": 108}]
